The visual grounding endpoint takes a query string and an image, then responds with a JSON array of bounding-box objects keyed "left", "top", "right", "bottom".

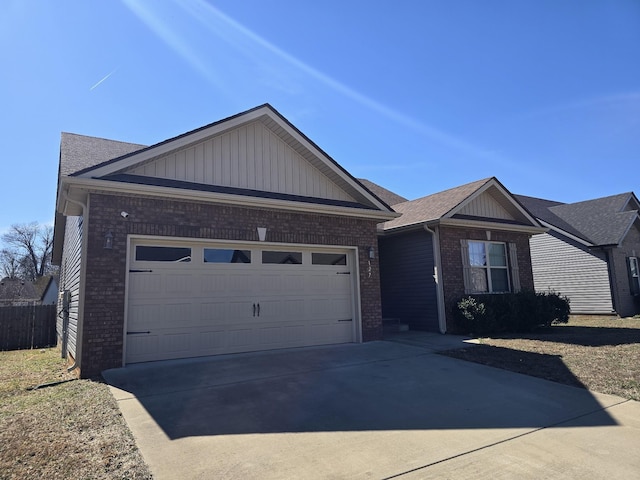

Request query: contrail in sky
[
  {"left": 90, "top": 68, "right": 118, "bottom": 91},
  {"left": 121, "top": 0, "right": 518, "bottom": 168}
]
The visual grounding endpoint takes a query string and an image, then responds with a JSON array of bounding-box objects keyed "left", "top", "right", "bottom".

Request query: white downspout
[
  {"left": 61, "top": 189, "right": 88, "bottom": 372},
  {"left": 424, "top": 224, "right": 447, "bottom": 334}
]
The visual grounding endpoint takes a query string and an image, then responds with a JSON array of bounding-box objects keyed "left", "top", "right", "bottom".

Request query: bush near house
[{"left": 455, "top": 290, "right": 570, "bottom": 335}]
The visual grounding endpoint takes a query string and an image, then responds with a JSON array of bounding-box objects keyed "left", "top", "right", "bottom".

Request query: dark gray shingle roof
[
  {"left": 514, "top": 194, "right": 590, "bottom": 242},
  {"left": 0, "top": 278, "right": 39, "bottom": 303},
  {"left": 515, "top": 192, "right": 640, "bottom": 246}
]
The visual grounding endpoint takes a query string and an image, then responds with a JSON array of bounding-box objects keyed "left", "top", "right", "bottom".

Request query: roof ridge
[
  {"left": 399, "top": 177, "right": 493, "bottom": 205},
  {"left": 553, "top": 191, "right": 633, "bottom": 209}
]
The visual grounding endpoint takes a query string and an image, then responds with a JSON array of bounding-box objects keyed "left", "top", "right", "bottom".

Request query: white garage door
[{"left": 125, "top": 239, "right": 357, "bottom": 363}]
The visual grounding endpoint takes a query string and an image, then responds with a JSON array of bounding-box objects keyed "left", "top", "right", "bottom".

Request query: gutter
[{"left": 424, "top": 224, "right": 447, "bottom": 334}]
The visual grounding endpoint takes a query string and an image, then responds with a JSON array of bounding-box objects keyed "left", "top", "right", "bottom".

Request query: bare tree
[
  {"left": 1, "top": 222, "right": 55, "bottom": 281},
  {"left": 0, "top": 248, "right": 21, "bottom": 279}
]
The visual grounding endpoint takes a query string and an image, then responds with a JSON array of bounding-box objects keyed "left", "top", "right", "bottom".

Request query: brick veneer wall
[
  {"left": 608, "top": 222, "right": 640, "bottom": 317},
  {"left": 79, "top": 192, "right": 383, "bottom": 377},
  {"left": 438, "top": 225, "right": 535, "bottom": 332}
]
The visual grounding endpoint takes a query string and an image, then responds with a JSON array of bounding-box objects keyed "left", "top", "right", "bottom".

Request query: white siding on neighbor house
[
  {"left": 126, "top": 121, "right": 355, "bottom": 202},
  {"left": 57, "top": 215, "right": 83, "bottom": 358},
  {"left": 530, "top": 232, "right": 614, "bottom": 314},
  {"left": 459, "top": 191, "right": 514, "bottom": 220}
]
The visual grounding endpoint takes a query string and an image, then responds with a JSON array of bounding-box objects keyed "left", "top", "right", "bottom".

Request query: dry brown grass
[
  {"left": 441, "top": 315, "right": 640, "bottom": 401},
  {"left": 0, "top": 348, "right": 153, "bottom": 480}
]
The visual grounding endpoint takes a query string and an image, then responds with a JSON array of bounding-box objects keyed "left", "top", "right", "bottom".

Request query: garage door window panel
[
  {"left": 312, "top": 253, "right": 347, "bottom": 266},
  {"left": 204, "top": 248, "right": 251, "bottom": 264},
  {"left": 136, "top": 246, "right": 192, "bottom": 262},
  {"left": 262, "top": 251, "right": 302, "bottom": 265}
]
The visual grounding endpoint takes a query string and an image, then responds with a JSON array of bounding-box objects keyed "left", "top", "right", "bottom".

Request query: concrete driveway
[{"left": 103, "top": 336, "right": 640, "bottom": 479}]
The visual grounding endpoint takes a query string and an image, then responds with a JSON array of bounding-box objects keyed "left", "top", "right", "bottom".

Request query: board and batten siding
[
  {"left": 529, "top": 231, "right": 614, "bottom": 314},
  {"left": 57, "top": 215, "right": 83, "bottom": 358},
  {"left": 458, "top": 191, "right": 513, "bottom": 220},
  {"left": 378, "top": 229, "right": 439, "bottom": 331},
  {"left": 127, "top": 121, "right": 354, "bottom": 202}
]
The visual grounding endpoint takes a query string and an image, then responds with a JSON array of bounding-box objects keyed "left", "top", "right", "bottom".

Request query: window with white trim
[
  {"left": 629, "top": 257, "right": 640, "bottom": 296},
  {"left": 461, "top": 240, "right": 517, "bottom": 294}
]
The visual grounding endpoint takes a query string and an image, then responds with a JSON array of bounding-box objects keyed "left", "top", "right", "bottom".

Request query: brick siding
[
  {"left": 79, "top": 192, "right": 383, "bottom": 377},
  {"left": 438, "top": 226, "right": 535, "bottom": 332}
]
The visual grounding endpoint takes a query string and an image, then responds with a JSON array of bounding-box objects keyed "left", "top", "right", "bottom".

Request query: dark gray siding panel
[{"left": 378, "top": 229, "right": 438, "bottom": 331}]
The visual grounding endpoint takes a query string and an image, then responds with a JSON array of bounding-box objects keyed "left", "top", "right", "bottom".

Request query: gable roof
[
  {"left": 33, "top": 275, "right": 57, "bottom": 300},
  {"left": 0, "top": 278, "right": 40, "bottom": 303},
  {"left": 381, "top": 177, "right": 543, "bottom": 233},
  {"left": 516, "top": 192, "right": 640, "bottom": 246},
  {"left": 56, "top": 104, "right": 397, "bottom": 216}
]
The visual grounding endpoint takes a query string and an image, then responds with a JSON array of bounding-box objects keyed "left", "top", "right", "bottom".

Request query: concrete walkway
[{"left": 103, "top": 337, "right": 640, "bottom": 479}]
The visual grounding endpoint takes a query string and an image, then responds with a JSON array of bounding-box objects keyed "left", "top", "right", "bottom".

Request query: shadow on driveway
[{"left": 103, "top": 341, "right": 619, "bottom": 441}]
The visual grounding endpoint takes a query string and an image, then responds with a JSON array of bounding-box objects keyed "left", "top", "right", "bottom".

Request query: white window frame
[
  {"left": 465, "top": 240, "right": 511, "bottom": 294},
  {"left": 629, "top": 256, "right": 640, "bottom": 296}
]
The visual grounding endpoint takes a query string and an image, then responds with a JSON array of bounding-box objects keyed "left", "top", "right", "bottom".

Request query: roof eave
[
  {"left": 381, "top": 217, "right": 546, "bottom": 236},
  {"left": 60, "top": 177, "right": 399, "bottom": 222},
  {"left": 443, "top": 177, "right": 542, "bottom": 228},
  {"left": 438, "top": 217, "right": 547, "bottom": 234},
  {"left": 536, "top": 219, "right": 594, "bottom": 247},
  {"left": 69, "top": 104, "right": 392, "bottom": 213}
]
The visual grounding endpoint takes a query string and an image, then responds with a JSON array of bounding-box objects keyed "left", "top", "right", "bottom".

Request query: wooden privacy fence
[{"left": 0, "top": 305, "right": 57, "bottom": 351}]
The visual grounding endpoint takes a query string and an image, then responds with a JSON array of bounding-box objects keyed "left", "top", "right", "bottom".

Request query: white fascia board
[
  {"left": 618, "top": 214, "right": 640, "bottom": 247},
  {"left": 76, "top": 107, "right": 272, "bottom": 179},
  {"left": 381, "top": 217, "right": 546, "bottom": 236},
  {"left": 61, "top": 177, "right": 399, "bottom": 221},
  {"left": 273, "top": 119, "right": 392, "bottom": 212},
  {"left": 537, "top": 219, "right": 594, "bottom": 247},
  {"left": 442, "top": 179, "right": 492, "bottom": 218},
  {"left": 437, "top": 218, "right": 547, "bottom": 234},
  {"left": 76, "top": 106, "right": 392, "bottom": 213},
  {"left": 444, "top": 179, "right": 542, "bottom": 227}
]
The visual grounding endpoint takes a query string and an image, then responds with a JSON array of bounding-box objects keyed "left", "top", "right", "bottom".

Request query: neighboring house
[
  {"left": 515, "top": 192, "right": 640, "bottom": 317},
  {"left": 34, "top": 275, "right": 59, "bottom": 305},
  {"left": 377, "top": 177, "right": 545, "bottom": 333},
  {"left": 0, "top": 278, "right": 40, "bottom": 306},
  {"left": 52, "top": 104, "right": 397, "bottom": 378},
  {"left": 0, "top": 276, "right": 57, "bottom": 306}
]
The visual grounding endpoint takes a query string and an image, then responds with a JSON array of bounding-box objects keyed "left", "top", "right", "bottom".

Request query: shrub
[{"left": 454, "top": 290, "right": 570, "bottom": 335}]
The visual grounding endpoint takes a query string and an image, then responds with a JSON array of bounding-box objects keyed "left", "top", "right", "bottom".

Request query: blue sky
[{"left": 1, "top": 1, "right": 639, "bottom": 233}]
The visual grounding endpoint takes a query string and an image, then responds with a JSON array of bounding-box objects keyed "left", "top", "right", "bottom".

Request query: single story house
[
  {"left": 0, "top": 275, "right": 58, "bottom": 306},
  {"left": 377, "top": 177, "right": 546, "bottom": 333},
  {"left": 52, "top": 104, "right": 397, "bottom": 378},
  {"left": 515, "top": 192, "right": 640, "bottom": 317}
]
